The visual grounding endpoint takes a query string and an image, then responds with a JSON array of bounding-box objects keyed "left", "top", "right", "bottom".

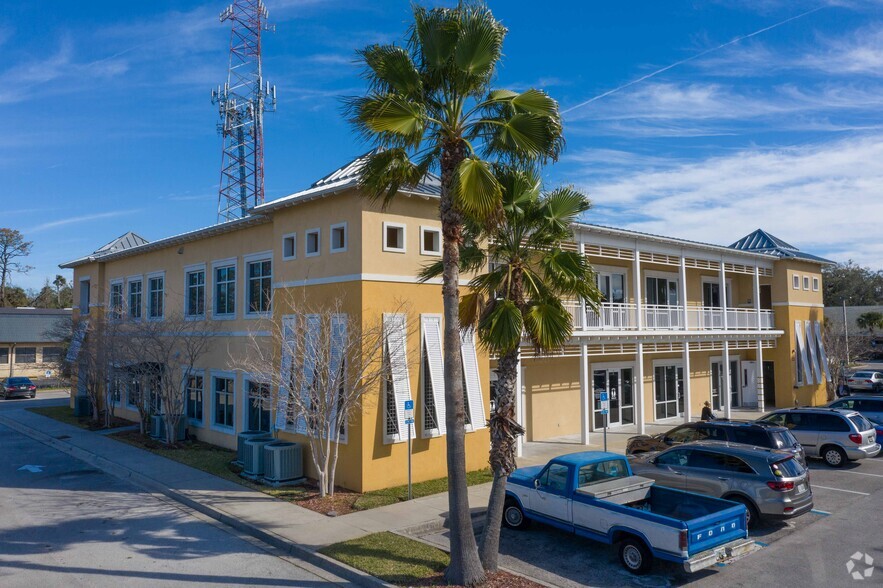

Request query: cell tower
[{"left": 212, "top": 0, "right": 276, "bottom": 223}]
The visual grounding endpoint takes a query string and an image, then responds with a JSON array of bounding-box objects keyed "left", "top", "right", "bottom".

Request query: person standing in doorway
[{"left": 701, "top": 401, "right": 716, "bottom": 421}]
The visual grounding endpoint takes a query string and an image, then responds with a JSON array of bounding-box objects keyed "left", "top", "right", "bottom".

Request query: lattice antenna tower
[{"left": 212, "top": 0, "right": 276, "bottom": 223}]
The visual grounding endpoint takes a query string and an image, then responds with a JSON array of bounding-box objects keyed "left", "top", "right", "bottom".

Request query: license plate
[{"left": 797, "top": 484, "right": 807, "bottom": 494}]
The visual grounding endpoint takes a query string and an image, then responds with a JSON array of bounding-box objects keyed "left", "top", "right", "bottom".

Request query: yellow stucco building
[{"left": 61, "top": 152, "right": 834, "bottom": 491}]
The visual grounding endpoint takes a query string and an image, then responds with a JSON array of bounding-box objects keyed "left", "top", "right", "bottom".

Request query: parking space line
[
  {"left": 840, "top": 470, "right": 883, "bottom": 478},
  {"left": 812, "top": 485, "right": 870, "bottom": 495},
  {"left": 810, "top": 509, "right": 831, "bottom": 516}
]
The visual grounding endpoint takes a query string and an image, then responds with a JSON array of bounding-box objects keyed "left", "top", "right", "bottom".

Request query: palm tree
[
  {"left": 857, "top": 311, "right": 883, "bottom": 333},
  {"left": 347, "top": 4, "right": 563, "bottom": 584},
  {"left": 421, "top": 167, "right": 601, "bottom": 571}
]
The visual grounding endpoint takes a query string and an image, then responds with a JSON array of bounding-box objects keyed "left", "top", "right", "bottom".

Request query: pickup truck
[{"left": 504, "top": 451, "right": 755, "bottom": 574}]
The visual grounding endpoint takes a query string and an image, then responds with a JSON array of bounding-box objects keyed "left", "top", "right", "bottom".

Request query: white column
[
  {"left": 636, "top": 342, "right": 645, "bottom": 434},
  {"left": 515, "top": 354, "right": 524, "bottom": 457},
  {"left": 723, "top": 340, "right": 732, "bottom": 419},
  {"left": 634, "top": 247, "right": 643, "bottom": 330},
  {"left": 580, "top": 342, "right": 590, "bottom": 444},
  {"left": 719, "top": 260, "right": 728, "bottom": 330},
  {"left": 753, "top": 265, "right": 761, "bottom": 329},
  {"left": 579, "top": 242, "right": 587, "bottom": 332},
  {"left": 683, "top": 341, "right": 692, "bottom": 423},
  {"left": 756, "top": 340, "right": 765, "bottom": 413},
  {"left": 679, "top": 255, "right": 689, "bottom": 331}
]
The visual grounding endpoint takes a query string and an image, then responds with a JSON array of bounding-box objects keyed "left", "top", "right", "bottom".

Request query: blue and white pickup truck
[{"left": 504, "top": 451, "right": 755, "bottom": 574}]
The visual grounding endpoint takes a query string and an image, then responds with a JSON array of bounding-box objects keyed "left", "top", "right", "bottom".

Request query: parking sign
[{"left": 404, "top": 399, "right": 414, "bottom": 424}]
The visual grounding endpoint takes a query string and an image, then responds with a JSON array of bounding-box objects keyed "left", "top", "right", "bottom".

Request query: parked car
[
  {"left": 870, "top": 418, "right": 883, "bottom": 446},
  {"left": 826, "top": 396, "right": 883, "bottom": 424},
  {"left": 756, "top": 407, "right": 880, "bottom": 467},
  {"left": 845, "top": 371, "right": 883, "bottom": 393},
  {"left": 0, "top": 377, "right": 37, "bottom": 399},
  {"left": 503, "top": 451, "right": 754, "bottom": 574},
  {"left": 629, "top": 442, "right": 812, "bottom": 528},
  {"left": 626, "top": 420, "right": 805, "bottom": 465}
]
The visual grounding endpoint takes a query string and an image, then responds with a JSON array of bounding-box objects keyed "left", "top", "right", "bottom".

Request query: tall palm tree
[
  {"left": 347, "top": 4, "right": 563, "bottom": 584},
  {"left": 422, "top": 167, "right": 601, "bottom": 571}
]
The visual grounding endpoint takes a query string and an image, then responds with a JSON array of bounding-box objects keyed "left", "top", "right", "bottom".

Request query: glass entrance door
[
  {"left": 593, "top": 367, "right": 635, "bottom": 429},
  {"left": 654, "top": 365, "right": 683, "bottom": 420},
  {"left": 711, "top": 361, "right": 723, "bottom": 411}
]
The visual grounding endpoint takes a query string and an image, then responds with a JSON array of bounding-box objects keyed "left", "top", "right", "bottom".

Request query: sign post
[
  {"left": 404, "top": 399, "right": 414, "bottom": 500},
  {"left": 600, "top": 391, "right": 609, "bottom": 452}
]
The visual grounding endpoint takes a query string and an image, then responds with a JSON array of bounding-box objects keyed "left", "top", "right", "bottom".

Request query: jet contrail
[{"left": 562, "top": 6, "right": 825, "bottom": 115}]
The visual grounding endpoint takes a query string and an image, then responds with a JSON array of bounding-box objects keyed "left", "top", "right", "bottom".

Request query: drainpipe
[{"left": 9, "top": 343, "right": 15, "bottom": 378}]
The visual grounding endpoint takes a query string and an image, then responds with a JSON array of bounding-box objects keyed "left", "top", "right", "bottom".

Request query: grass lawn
[{"left": 354, "top": 468, "right": 494, "bottom": 511}]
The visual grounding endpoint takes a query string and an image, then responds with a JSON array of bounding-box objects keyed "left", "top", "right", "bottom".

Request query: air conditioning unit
[
  {"left": 236, "top": 430, "right": 272, "bottom": 465},
  {"left": 149, "top": 415, "right": 188, "bottom": 443},
  {"left": 242, "top": 437, "right": 276, "bottom": 477},
  {"left": 262, "top": 442, "right": 304, "bottom": 484},
  {"left": 73, "top": 395, "right": 91, "bottom": 417}
]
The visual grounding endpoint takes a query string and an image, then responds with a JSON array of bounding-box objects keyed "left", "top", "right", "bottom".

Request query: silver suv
[
  {"left": 757, "top": 407, "right": 880, "bottom": 467},
  {"left": 628, "top": 441, "right": 812, "bottom": 528}
]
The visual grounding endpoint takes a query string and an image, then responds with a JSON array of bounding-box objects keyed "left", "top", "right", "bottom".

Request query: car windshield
[
  {"left": 770, "top": 430, "right": 798, "bottom": 449},
  {"left": 771, "top": 457, "right": 804, "bottom": 478},
  {"left": 849, "top": 415, "right": 873, "bottom": 432}
]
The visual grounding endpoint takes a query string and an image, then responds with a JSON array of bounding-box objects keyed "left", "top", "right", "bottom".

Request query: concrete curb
[{"left": 0, "top": 412, "right": 393, "bottom": 588}]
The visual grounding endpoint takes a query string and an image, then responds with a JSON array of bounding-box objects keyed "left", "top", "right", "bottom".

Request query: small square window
[
  {"left": 306, "top": 229, "right": 320, "bottom": 257},
  {"left": 803, "top": 276, "right": 810, "bottom": 290},
  {"left": 792, "top": 275, "right": 800, "bottom": 290},
  {"left": 421, "top": 226, "right": 441, "bottom": 256},
  {"left": 282, "top": 233, "right": 297, "bottom": 260},
  {"left": 330, "top": 223, "right": 347, "bottom": 253},
  {"left": 383, "top": 222, "right": 406, "bottom": 253},
  {"left": 812, "top": 277, "right": 819, "bottom": 291}
]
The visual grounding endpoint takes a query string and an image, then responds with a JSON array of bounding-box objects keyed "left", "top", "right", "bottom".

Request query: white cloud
[
  {"left": 572, "top": 134, "right": 883, "bottom": 266},
  {"left": 27, "top": 209, "right": 142, "bottom": 233}
]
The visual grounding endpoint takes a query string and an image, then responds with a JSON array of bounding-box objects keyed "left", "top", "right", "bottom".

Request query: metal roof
[
  {"left": 93, "top": 231, "right": 150, "bottom": 255},
  {"left": 729, "top": 229, "right": 835, "bottom": 265},
  {"left": 0, "top": 308, "right": 71, "bottom": 344}
]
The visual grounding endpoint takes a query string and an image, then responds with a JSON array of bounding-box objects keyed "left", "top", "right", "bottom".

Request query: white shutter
[
  {"left": 297, "top": 314, "right": 321, "bottom": 434},
  {"left": 795, "top": 321, "right": 812, "bottom": 386},
  {"left": 805, "top": 321, "right": 821, "bottom": 385},
  {"left": 814, "top": 321, "right": 832, "bottom": 382},
  {"left": 460, "top": 328, "right": 486, "bottom": 430},
  {"left": 421, "top": 315, "right": 446, "bottom": 436},
  {"left": 384, "top": 314, "right": 414, "bottom": 442},
  {"left": 276, "top": 315, "right": 297, "bottom": 431},
  {"left": 329, "top": 314, "right": 347, "bottom": 434}
]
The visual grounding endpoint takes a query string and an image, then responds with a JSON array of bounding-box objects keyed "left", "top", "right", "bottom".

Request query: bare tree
[
  {"left": 0, "top": 228, "right": 33, "bottom": 306},
  {"left": 234, "top": 295, "right": 410, "bottom": 497}
]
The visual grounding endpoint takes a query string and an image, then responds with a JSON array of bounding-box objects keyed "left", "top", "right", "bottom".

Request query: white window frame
[
  {"left": 803, "top": 276, "right": 810, "bottom": 291},
  {"left": 108, "top": 278, "right": 124, "bottom": 320},
  {"left": 382, "top": 222, "right": 407, "bottom": 253},
  {"left": 644, "top": 270, "right": 680, "bottom": 305},
  {"left": 330, "top": 222, "right": 348, "bottom": 254},
  {"left": 699, "top": 276, "right": 733, "bottom": 307},
  {"left": 242, "top": 374, "right": 273, "bottom": 433},
  {"left": 126, "top": 275, "right": 143, "bottom": 321},
  {"left": 420, "top": 314, "right": 445, "bottom": 438},
  {"left": 650, "top": 359, "right": 685, "bottom": 421},
  {"left": 184, "top": 368, "right": 205, "bottom": 427},
  {"left": 792, "top": 274, "right": 800, "bottom": 290},
  {"left": 282, "top": 232, "right": 297, "bottom": 260},
  {"left": 812, "top": 277, "right": 819, "bottom": 292},
  {"left": 243, "top": 251, "right": 273, "bottom": 318},
  {"left": 305, "top": 228, "right": 321, "bottom": 257},
  {"left": 184, "top": 263, "right": 207, "bottom": 320},
  {"left": 211, "top": 258, "right": 237, "bottom": 320},
  {"left": 146, "top": 271, "right": 165, "bottom": 321},
  {"left": 210, "top": 370, "right": 237, "bottom": 434},
  {"left": 420, "top": 226, "right": 441, "bottom": 256}
]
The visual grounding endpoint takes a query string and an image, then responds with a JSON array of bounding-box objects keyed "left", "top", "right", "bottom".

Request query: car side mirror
[
  {"left": 663, "top": 437, "right": 672, "bottom": 445},
  {"left": 533, "top": 479, "right": 540, "bottom": 489},
  {"left": 649, "top": 456, "right": 657, "bottom": 465}
]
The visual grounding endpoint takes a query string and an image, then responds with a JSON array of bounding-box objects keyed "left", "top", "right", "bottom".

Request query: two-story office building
[{"left": 61, "top": 152, "right": 833, "bottom": 489}]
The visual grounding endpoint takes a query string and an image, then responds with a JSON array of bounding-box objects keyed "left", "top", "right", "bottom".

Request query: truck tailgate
[{"left": 687, "top": 504, "right": 747, "bottom": 554}]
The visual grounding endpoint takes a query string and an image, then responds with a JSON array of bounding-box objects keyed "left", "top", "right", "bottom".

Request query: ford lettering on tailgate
[{"left": 691, "top": 514, "right": 745, "bottom": 553}]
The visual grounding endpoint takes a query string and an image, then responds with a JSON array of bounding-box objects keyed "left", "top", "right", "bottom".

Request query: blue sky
[{"left": 3, "top": 0, "right": 882, "bottom": 291}]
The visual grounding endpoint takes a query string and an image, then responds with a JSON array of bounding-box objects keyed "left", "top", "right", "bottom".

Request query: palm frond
[
  {"left": 453, "top": 5, "right": 506, "bottom": 84},
  {"left": 453, "top": 157, "right": 502, "bottom": 218},
  {"left": 358, "top": 44, "right": 423, "bottom": 98},
  {"left": 358, "top": 148, "right": 423, "bottom": 208},
  {"left": 523, "top": 299, "right": 572, "bottom": 351},
  {"left": 477, "top": 298, "right": 523, "bottom": 354}
]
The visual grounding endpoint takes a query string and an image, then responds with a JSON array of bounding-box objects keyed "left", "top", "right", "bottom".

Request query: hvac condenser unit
[
  {"left": 236, "top": 430, "right": 272, "bottom": 465},
  {"left": 149, "top": 415, "right": 188, "bottom": 443},
  {"left": 73, "top": 395, "right": 91, "bottom": 417},
  {"left": 242, "top": 436, "right": 276, "bottom": 477},
  {"left": 262, "top": 442, "right": 303, "bottom": 483}
]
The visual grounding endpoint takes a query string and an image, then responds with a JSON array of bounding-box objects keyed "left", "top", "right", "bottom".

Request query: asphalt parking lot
[{"left": 415, "top": 455, "right": 883, "bottom": 587}]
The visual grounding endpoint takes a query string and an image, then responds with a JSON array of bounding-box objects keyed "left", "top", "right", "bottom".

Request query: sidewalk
[{"left": 0, "top": 408, "right": 492, "bottom": 586}]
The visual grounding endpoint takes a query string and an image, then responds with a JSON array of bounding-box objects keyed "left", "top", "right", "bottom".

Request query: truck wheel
[
  {"left": 502, "top": 499, "right": 529, "bottom": 530},
  {"left": 822, "top": 445, "right": 847, "bottom": 467},
  {"left": 619, "top": 537, "right": 653, "bottom": 575}
]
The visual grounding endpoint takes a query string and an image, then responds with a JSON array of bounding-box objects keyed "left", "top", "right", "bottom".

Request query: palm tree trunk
[
  {"left": 440, "top": 141, "right": 485, "bottom": 586},
  {"left": 479, "top": 346, "right": 522, "bottom": 571}
]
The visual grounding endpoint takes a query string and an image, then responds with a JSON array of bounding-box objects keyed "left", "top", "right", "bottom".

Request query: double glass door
[
  {"left": 711, "top": 359, "right": 741, "bottom": 410},
  {"left": 654, "top": 365, "right": 684, "bottom": 420},
  {"left": 592, "top": 367, "right": 635, "bottom": 429}
]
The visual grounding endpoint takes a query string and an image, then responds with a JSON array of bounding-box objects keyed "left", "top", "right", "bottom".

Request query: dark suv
[{"left": 626, "top": 420, "right": 805, "bottom": 464}]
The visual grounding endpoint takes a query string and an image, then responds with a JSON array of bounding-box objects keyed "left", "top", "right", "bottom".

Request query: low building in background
[{"left": 0, "top": 307, "right": 71, "bottom": 384}]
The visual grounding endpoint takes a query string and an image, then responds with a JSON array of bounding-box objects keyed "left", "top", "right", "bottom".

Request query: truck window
[
  {"left": 538, "top": 463, "right": 569, "bottom": 493},
  {"left": 577, "top": 459, "right": 628, "bottom": 487}
]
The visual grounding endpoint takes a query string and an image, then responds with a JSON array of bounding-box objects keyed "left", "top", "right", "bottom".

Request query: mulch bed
[
  {"left": 416, "top": 570, "right": 544, "bottom": 587},
  {"left": 293, "top": 486, "right": 362, "bottom": 515}
]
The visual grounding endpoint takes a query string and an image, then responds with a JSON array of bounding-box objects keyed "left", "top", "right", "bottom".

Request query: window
[
  {"left": 803, "top": 276, "right": 810, "bottom": 291},
  {"left": 128, "top": 279, "right": 143, "bottom": 319},
  {"left": 214, "top": 264, "right": 236, "bottom": 317},
  {"left": 666, "top": 425, "right": 701, "bottom": 444},
  {"left": 0, "top": 348, "right": 8, "bottom": 363},
  {"left": 330, "top": 222, "right": 347, "bottom": 253},
  {"left": 577, "top": 459, "right": 627, "bottom": 487},
  {"left": 186, "top": 269, "right": 205, "bottom": 317},
  {"left": 696, "top": 424, "right": 728, "bottom": 440},
  {"left": 656, "top": 448, "right": 690, "bottom": 467},
  {"left": 812, "top": 277, "right": 819, "bottom": 291},
  {"left": 420, "top": 227, "right": 441, "bottom": 256},
  {"left": 147, "top": 275, "right": 164, "bottom": 319},
  {"left": 305, "top": 229, "right": 320, "bottom": 257},
  {"left": 213, "top": 376, "right": 235, "bottom": 429},
  {"left": 597, "top": 272, "right": 626, "bottom": 304},
  {"left": 186, "top": 374, "right": 204, "bottom": 423},
  {"left": 282, "top": 233, "right": 297, "bottom": 260},
  {"left": 42, "top": 347, "right": 63, "bottom": 363},
  {"left": 792, "top": 274, "right": 800, "bottom": 290},
  {"left": 537, "top": 463, "right": 569, "bottom": 493},
  {"left": 688, "top": 450, "right": 754, "bottom": 474},
  {"left": 384, "top": 368, "right": 399, "bottom": 438},
  {"left": 645, "top": 276, "right": 678, "bottom": 306},
  {"left": 246, "top": 380, "right": 272, "bottom": 432},
  {"left": 79, "top": 278, "right": 91, "bottom": 314},
  {"left": 731, "top": 428, "right": 770, "bottom": 447},
  {"left": 784, "top": 412, "right": 818, "bottom": 431},
  {"left": 817, "top": 414, "right": 849, "bottom": 432},
  {"left": 15, "top": 347, "right": 36, "bottom": 364},
  {"left": 246, "top": 259, "right": 272, "bottom": 314},
  {"left": 127, "top": 379, "right": 141, "bottom": 409},
  {"left": 759, "top": 412, "right": 787, "bottom": 427},
  {"left": 109, "top": 281, "right": 124, "bottom": 319},
  {"left": 110, "top": 374, "right": 123, "bottom": 405},
  {"left": 383, "top": 222, "right": 406, "bottom": 253}
]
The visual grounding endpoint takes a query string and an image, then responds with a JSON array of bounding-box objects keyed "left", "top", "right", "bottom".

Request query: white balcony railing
[{"left": 566, "top": 301, "right": 776, "bottom": 333}]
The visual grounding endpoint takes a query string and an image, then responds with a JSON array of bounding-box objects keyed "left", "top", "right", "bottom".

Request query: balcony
[{"left": 565, "top": 301, "right": 775, "bottom": 333}]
